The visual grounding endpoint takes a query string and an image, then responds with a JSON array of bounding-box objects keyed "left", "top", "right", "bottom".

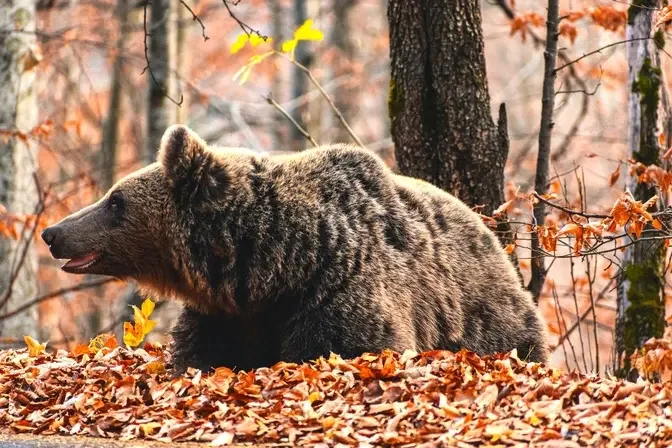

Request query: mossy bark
[{"left": 615, "top": 0, "right": 666, "bottom": 380}]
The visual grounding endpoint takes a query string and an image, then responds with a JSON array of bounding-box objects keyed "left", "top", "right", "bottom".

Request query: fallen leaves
[{"left": 2, "top": 345, "right": 672, "bottom": 446}]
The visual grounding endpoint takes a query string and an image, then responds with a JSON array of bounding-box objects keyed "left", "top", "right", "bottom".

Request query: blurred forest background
[{"left": 2, "top": 0, "right": 672, "bottom": 379}]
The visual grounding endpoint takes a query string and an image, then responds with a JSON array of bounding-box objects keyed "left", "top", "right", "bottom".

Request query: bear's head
[{"left": 41, "top": 125, "right": 234, "bottom": 291}]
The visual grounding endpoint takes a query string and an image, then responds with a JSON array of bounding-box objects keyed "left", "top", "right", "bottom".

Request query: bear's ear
[
  {"left": 158, "top": 124, "right": 228, "bottom": 202},
  {"left": 158, "top": 124, "right": 207, "bottom": 179}
]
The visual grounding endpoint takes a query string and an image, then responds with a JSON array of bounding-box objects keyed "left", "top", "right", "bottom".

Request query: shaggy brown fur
[{"left": 42, "top": 125, "right": 549, "bottom": 373}]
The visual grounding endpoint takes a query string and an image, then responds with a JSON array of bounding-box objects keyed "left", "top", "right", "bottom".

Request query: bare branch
[
  {"left": 142, "top": 0, "right": 184, "bottom": 107},
  {"left": 0, "top": 279, "right": 117, "bottom": 321},
  {"left": 179, "top": 0, "right": 209, "bottom": 41},
  {"left": 276, "top": 52, "right": 365, "bottom": 148},
  {"left": 265, "top": 95, "right": 319, "bottom": 148},
  {"left": 555, "top": 37, "right": 652, "bottom": 72}
]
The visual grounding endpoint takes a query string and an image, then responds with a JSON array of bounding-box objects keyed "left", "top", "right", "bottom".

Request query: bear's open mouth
[{"left": 61, "top": 251, "right": 101, "bottom": 272}]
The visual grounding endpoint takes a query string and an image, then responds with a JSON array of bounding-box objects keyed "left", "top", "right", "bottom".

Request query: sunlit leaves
[
  {"left": 23, "top": 336, "right": 47, "bottom": 357},
  {"left": 281, "top": 19, "right": 324, "bottom": 60},
  {"left": 232, "top": 51, "right": 274, "bottom": 86},
  {"left": 229, "top": 33, "right": 272, "bottom": 54},
  {"left": 123, "top": 297, "right": 158, "bottom": 348},
  {"left": 231, "top": 19, "right": 324, "bottom": 86}
]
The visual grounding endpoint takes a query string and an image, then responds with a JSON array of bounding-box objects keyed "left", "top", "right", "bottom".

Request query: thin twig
[
  {"left": 265, "top": 95, "right": 319, "bottom": 148},
  {"left": 221, "top": 0, "right": 267, "bottom": 39},
  {"left": 179, "top": 0, "right": 209, "bottom": 41},
  {"left": 532, "top": 192, "right": 610, "bottom": 219},
  {"left": 142, "top": 0, "right": 183, "bottom": 106},
  {"left": 0, "top": 279, "right": 117, "bottom": 321},
  {"left": 555, "top": 37, "right": 652, "bottom": 72},
  {"left": 276, "top": 52, "right": 365, "bottom": 148}
]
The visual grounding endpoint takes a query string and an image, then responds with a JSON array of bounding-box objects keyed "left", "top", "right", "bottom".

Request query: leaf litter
[{"left": 1, "top": 342, "right": 672, "bottom": 447}]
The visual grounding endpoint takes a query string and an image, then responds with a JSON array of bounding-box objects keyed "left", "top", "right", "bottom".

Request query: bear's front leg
[
  {"left": 168, "top": 306, "right": 248, "bottom": 375},
  {"left": 279, "top": 301, "right": 396, "bottom": 364}
]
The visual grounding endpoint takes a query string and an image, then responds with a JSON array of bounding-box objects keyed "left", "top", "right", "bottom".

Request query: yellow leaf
[
  {"left": 146, "top": 360, "right": 166, "bottom": 374},
  {"left": 294, "top": 19, "right": 324, "bottom": 42},
  {"left": 139, "top": 422, "right": 161, "bottom": 436},
  {"left": 132, "top": 305, "right": 145, "bottom": 325},
  {"left": 309, "top": 391, "right": 321, "bottom": 403},
  {"left": 24, "top": 335, "right": 47, "bottom": 357},
  {"left": 281, "top": 38, "right": 298, "bottom": 54},
  {"left": 123, "top": 322, "right": 142, "bottom": 347},
  {"left": 144, "top": 319, "right": 158, "bottom": 335},
  {"left": 230, "top": 34, "right": 248, "bottom": 54},
  {"left": 141, "top": 297, "right": 155, "bottom": 318},
  {"left": 249, "top": 34, "right": 271, "bottom": 46}
]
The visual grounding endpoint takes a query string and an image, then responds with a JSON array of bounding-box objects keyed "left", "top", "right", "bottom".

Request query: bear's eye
[{"left": 109, "top": 192, "right": 124, "bottom": 213}]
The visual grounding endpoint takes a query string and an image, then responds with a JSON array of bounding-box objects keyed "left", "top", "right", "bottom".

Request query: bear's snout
[{"left": 41, "top": 226, "right": 59, "bottom": 246}]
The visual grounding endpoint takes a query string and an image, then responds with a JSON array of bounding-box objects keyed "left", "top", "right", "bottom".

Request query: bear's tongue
[{"left": 63, "top": 252, "right": 99, "bottom": 269}]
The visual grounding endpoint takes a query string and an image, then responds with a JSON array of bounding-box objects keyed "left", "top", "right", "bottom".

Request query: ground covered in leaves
[{"left": 1, "top": 341, "right": 672, "bottom": 447}]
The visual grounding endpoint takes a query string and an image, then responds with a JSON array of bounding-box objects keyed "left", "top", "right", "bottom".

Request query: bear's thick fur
[{"left": 42, "top": 125, "right": 549, "bottom": 373}]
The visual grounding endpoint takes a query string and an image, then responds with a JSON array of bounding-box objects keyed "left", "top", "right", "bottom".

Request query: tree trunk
[
  {"left": 175, "top": 0, "right": 187, "bottom": 124},
  {"left": 386, "top": 0, "right": 518, "bottom": 282},
  {"left": 290, "top": 0, "right": 310, "bottom": 151},
  {"left": 269, "top": 0, "right": 287, "bottom": 149},
  {"left": 331, "top": 0, "right": 357, "bottom": 144},
  {"left": 614, "top": 0, "right": 666, "bottom": 379},
  {"left": 528, "top": 0, "right": 559, "bottom": 304},
  {"left": 101, "top": 0, "right": 130, "bottom": 192},
  {"left": 144, "top": 0, "right": 178, "bottom": 161},
  {"left": 387, "top": 0, "right": 509, "bottom": 215},
  {"left": 0, "top": 1, "right": 40, "bottom": 338}
]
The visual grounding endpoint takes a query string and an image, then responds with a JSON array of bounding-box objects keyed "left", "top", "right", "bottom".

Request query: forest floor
[{"left": 1, "top": 338, "right": 672, "bottom": 447}]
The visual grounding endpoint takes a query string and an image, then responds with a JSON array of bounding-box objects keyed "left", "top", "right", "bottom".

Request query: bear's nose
[{"left": 41, "top": 226, "right": 58, "bottom": 246}]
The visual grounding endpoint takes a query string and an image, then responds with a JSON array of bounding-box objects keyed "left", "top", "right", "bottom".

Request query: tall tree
[
  {"left": 331, "top": 0, "right": 357, "bottom": 144},
  {"left": 387, "top": 0, "right": 509, "bottom": 216},
  {"left": 290, "top": 0, "right": 311, "bottom": 151},
  {"left": 269, "top": 0, "right": 287, "bottom": 149},
  {"left": 386, "top": 0, "right": 517, "bottom": 281},
  {"left": 614, "top": 0, "right": 666, "bottom": 379},
  {"left": 0, "top": 1, "right": 40, "bottom": 337},
  {"left": 144, "top": 0, "right": 178, "bottom": 161}
]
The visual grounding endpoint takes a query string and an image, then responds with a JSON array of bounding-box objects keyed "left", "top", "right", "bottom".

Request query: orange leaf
[
  {"left": 609, "top": 165, "right": 621, "bottom": 186},
  {"left": 557, "top": 223, "right": 582, "bottom": 237},
  {"left": 24, "top": 335, "right": 47, "bottom": 357},
  {"left": 655, "top": 5, "right": 672, "bottom": 29},
  {"left": 72, "top": 344, "right": 91, "bottom": 357},
  {"left": 505, "top": 243, "right": 516, "bottom": 254},
  {"left": 493, "top": 200, "right": 514, "bottom": 218}
]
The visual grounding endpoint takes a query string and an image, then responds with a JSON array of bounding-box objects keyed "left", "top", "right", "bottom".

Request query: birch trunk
[
  {"left": 0, "top": 1, "right": 40, "bottom": 338},
  {"left": 614, "top": 0, "right": 666, "bottom": 379}
]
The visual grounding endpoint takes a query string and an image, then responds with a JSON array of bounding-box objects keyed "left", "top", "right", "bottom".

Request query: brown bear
[{"left": 41, "top": 124, "right": 549, "bottom": 373}]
